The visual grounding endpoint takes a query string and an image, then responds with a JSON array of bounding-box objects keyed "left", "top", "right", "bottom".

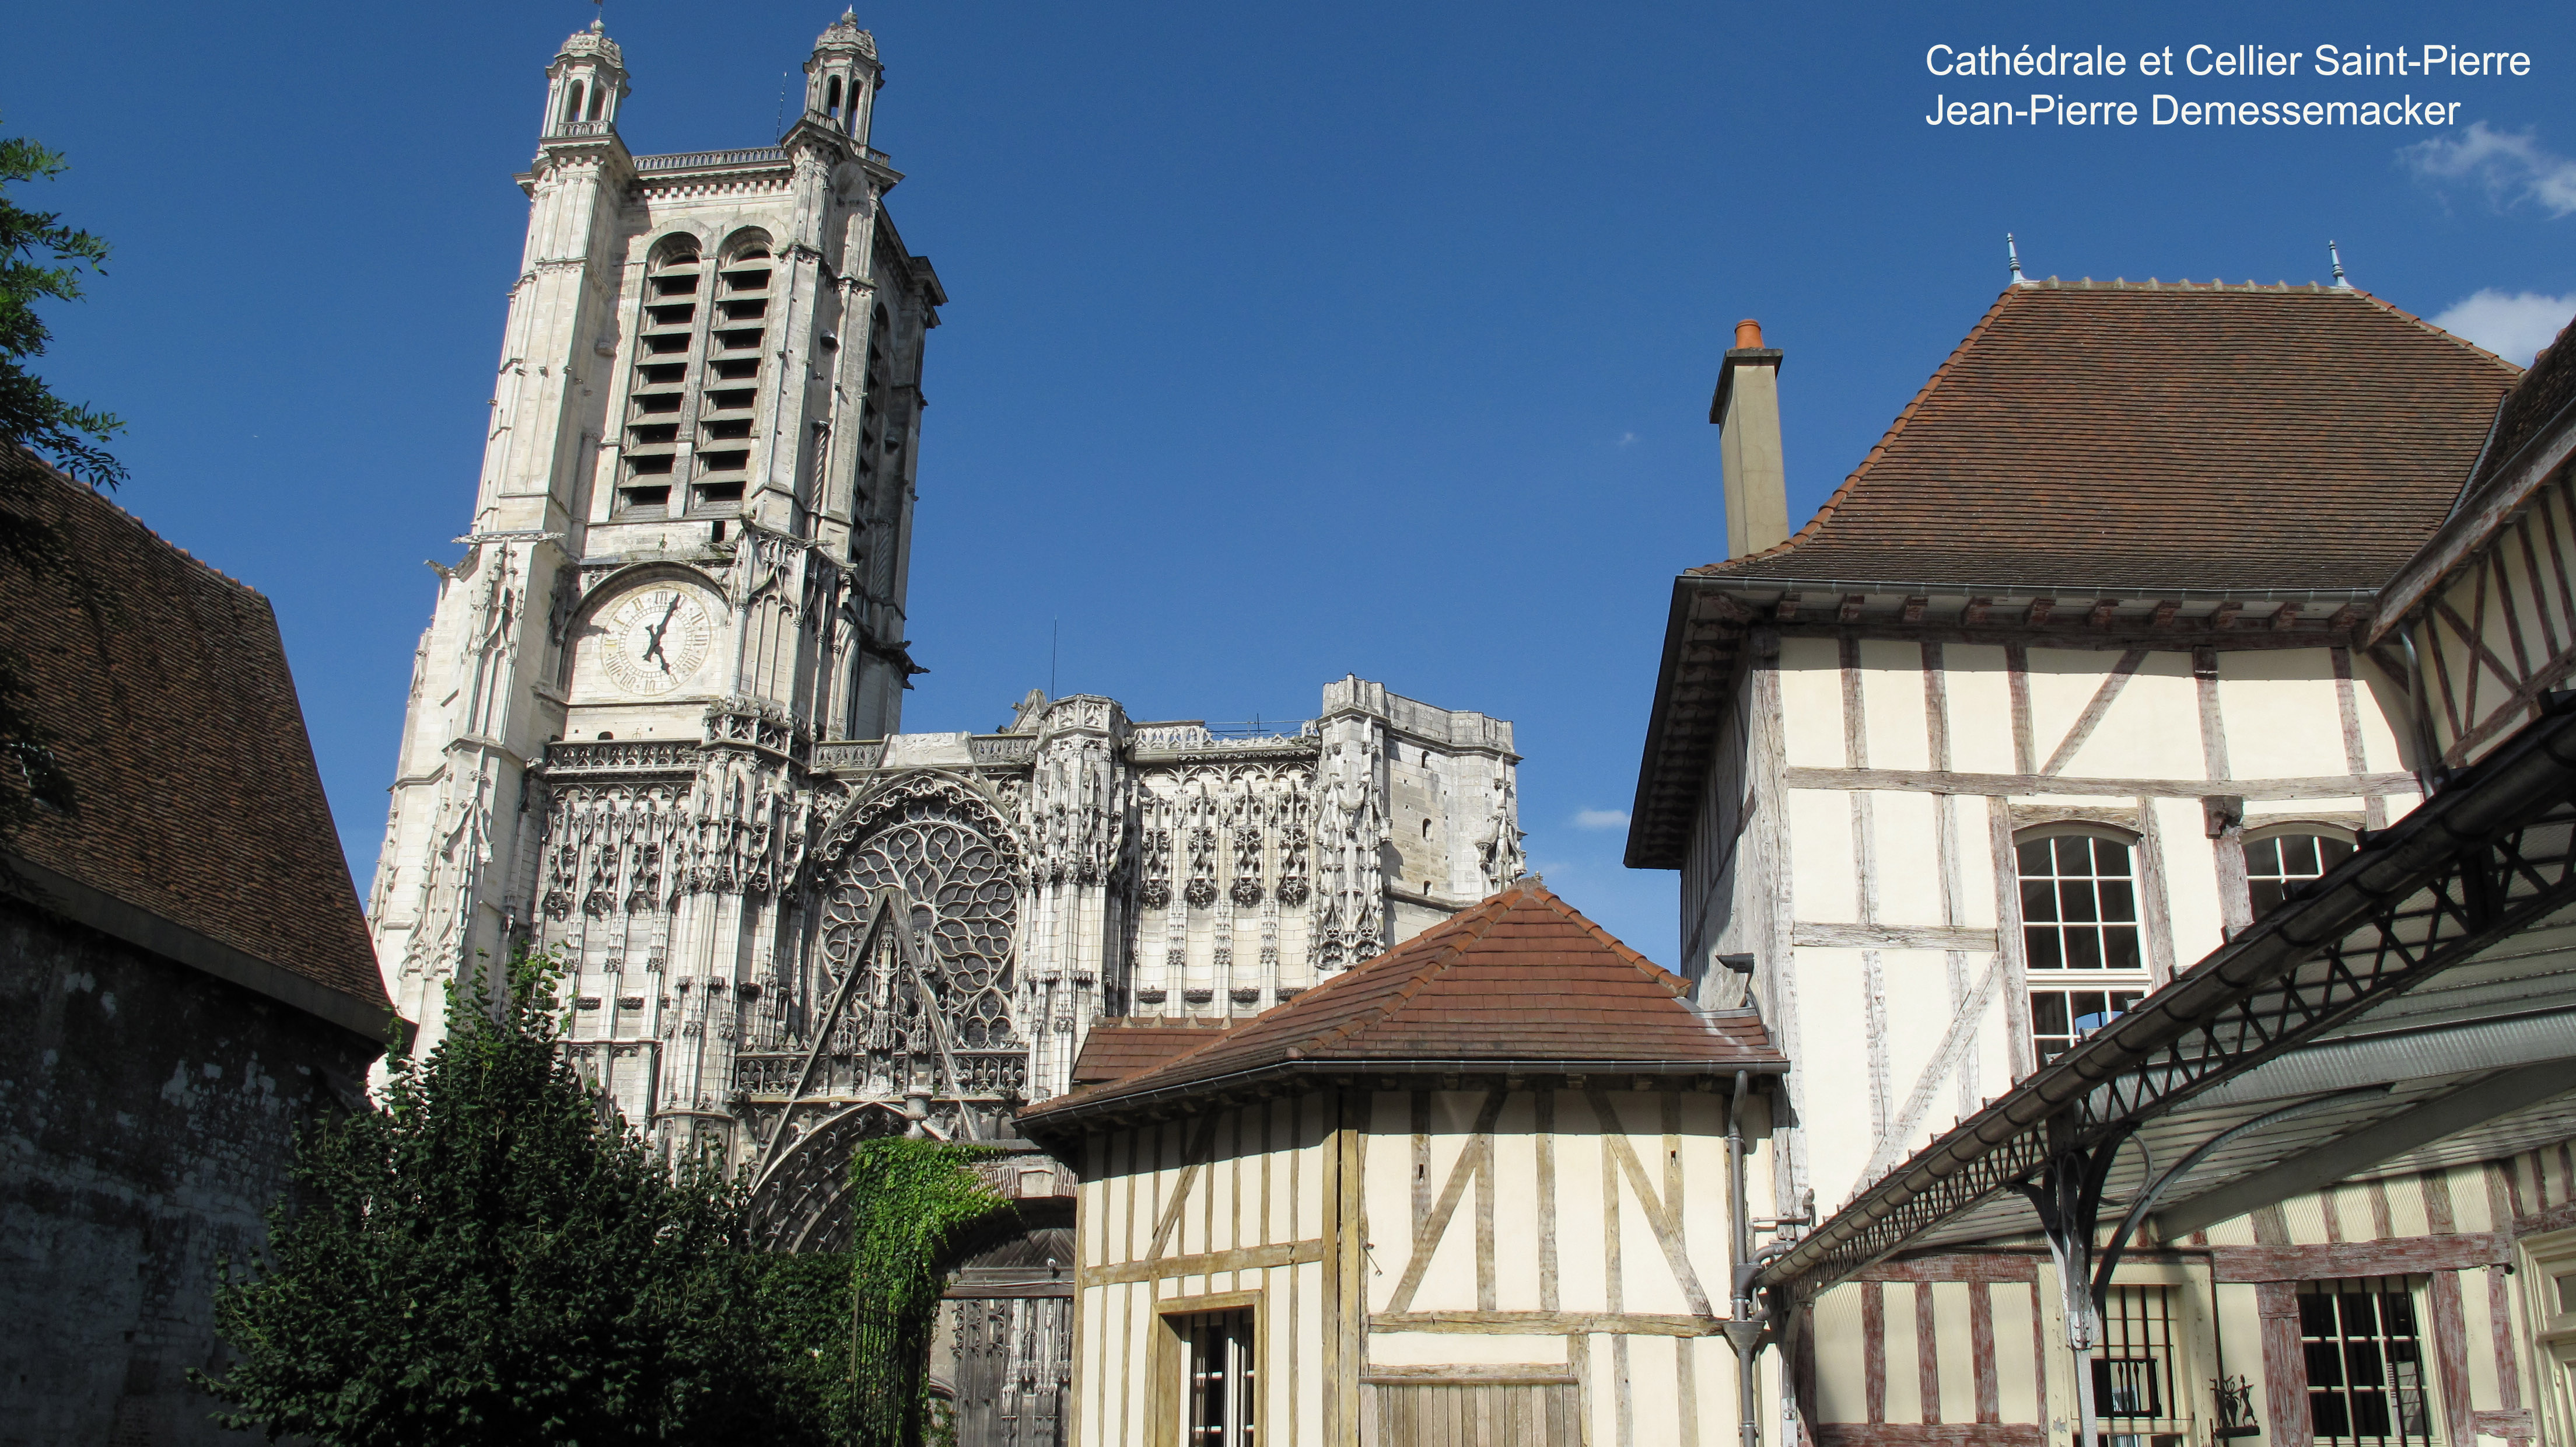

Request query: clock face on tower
[{"left": 599, "top": 586, "right": 715, "bottom": 696}]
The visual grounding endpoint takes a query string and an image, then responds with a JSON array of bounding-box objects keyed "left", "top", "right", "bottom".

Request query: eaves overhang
[
  {"left": 2, "top": 850, "right": 411, "bottom": 1051},
  {"left": 2371, "top": 384, "right": 2576, "bottom": 645},
  {"left": 1624, "top": 575, "right": 1755, "bottom": 871},
  {"left": 1690, "top": 574, "right": 2379, "bottom": 606},
  {"left": 1623, "top": 569, "right": 2382, "bottom": 872},
  {"left": 1017, "top": 1052, "right": 1791, "bottom": 1149},
  {"left": 1753, "top": 691, "right": 2576, "bottom": 1299}
]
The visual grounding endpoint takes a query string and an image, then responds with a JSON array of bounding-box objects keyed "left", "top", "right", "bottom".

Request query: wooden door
[{"left": 953, "top": 1296, "right": 1072, "bottom": 1447}]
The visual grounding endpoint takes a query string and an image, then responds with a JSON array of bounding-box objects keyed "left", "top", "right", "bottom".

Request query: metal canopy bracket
[{"left": 1761, "top": 700, "right": 2576, "bottom": 1302}]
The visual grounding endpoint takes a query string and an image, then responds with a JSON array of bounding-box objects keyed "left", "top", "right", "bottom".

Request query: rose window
[{"left": 819, "top": 801, "right": 1018, "bottom": 1053}]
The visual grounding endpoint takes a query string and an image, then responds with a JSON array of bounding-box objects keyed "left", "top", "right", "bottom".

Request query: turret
[
  {"left": 800, "top": 10, "right": 883, "bottom": 145},
  {"left": 542, "top": 20, "right": 628, "bottom": 139}
]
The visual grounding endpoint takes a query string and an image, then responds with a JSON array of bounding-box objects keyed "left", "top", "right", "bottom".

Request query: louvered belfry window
[
  {"left": 620, "top": 243, "right": 701, "bottom": 518},
  {"left": 691, "top": 237, "right": 769, "bottom": 514}
]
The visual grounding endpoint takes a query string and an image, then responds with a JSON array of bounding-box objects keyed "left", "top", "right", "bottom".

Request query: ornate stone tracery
[{"left": 818, "top": 798, "right": 1019, "bottom": 1053}]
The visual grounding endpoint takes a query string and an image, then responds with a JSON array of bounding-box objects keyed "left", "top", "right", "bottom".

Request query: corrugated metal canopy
[{"left": 1893, "top": 939, "right": 2576, "bottom": 1257}]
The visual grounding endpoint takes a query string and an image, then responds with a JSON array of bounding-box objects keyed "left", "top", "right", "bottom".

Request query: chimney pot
[{"left": 1712, "top": 323, "right": 1788, "bottom": 559}]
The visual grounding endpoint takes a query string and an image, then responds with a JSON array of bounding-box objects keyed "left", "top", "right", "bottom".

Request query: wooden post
[{"left": 2255, "top": 1281, "right": 2307, "bottom": 1445}]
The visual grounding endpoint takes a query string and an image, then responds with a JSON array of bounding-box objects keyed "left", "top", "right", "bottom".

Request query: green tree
[
  {"left": 0, "top": 122, "right": 125, "bottom": 840},
  {"left": 194, "top": 949, "right": 800, "bottom": 1446}
]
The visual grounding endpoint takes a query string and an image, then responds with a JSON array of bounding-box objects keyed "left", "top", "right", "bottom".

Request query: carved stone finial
[{"left": 814, "top": 10, "right": 877, "bottom": 59}]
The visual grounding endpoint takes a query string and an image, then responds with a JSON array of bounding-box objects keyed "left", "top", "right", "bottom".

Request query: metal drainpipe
[
  {"left": 2399, "top": 624, "right": 2441, "bottom": 792},
  {"left": 1726, "top": 1068, "right": 1765, "bottom": 1447}
]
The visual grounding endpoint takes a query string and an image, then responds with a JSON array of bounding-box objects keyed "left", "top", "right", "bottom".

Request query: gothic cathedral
[{"left": 367, "top": 10, "right": 1521, "bottom": 1275}]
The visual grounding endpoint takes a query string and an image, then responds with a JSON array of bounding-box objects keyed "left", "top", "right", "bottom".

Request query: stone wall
[{"left": 0, "top": 896, "right": 384, "bottom": 1446}]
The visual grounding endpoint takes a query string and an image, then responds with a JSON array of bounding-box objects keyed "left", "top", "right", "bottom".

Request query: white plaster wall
[
  {"left": 1690, "top": 628, "right": 2421, "bottom": 1228},
  {"left": 1785, "top": 791, "right": 1857, "bottom": 923},
  {"left": 2220, "top": 649, "right": 2356, "bottom": 778},
  {"left": 1945, "top": 645, "right": 2020, "bottom": 774},
  {"left": 1777, "top": 639, "right": 1846, "bottom": 767}
]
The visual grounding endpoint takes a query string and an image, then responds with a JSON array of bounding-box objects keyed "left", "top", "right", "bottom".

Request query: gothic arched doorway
[{"left": 935, "top": 1210, "right": 1075, "bottom": 1447}]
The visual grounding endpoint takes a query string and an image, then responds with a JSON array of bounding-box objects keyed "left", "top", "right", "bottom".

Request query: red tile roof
[
  {"left": 1067, "top": 1018, "right": 1242, "bottom": 1088},
  {"left": 1021, "top": 880, "right": 1782, "bottom": 1131},
  {"left": 2472, "top": 307, "right": 2576, "bottom": 494},
  {"left": 2368, "top": 302, "right": 2576, "bottom": 646},
  {"left": 1698, "top": 281, "right": 2519, "bottom": 594},
  {"left": 2, "top": 459, "right": 388, "bottom": 1018}
]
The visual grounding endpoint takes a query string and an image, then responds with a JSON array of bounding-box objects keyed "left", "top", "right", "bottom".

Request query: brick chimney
[{"left": 1712, "top": 319, "right": 1787, "bottom": 557}]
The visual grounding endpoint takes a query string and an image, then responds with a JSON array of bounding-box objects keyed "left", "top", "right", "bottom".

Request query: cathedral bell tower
[{"left": 369, "top": 15, "right": 945, "bottom": 1107}]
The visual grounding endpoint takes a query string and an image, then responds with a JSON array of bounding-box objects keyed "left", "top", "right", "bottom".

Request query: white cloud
[
  {"left": 1614, "top": 431, "right": 1638, "bottom": 448},
  {"left": 1573, "top": 808, "right": 1630, "bottom": 830},
  {"left": 2401, "top": 122, "right": 2576, "bottom": 217},
  {"left": 2431, "top": 289, "right": 2576, "bottom": 365}
]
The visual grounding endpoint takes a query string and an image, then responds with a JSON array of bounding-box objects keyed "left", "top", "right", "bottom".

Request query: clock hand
[{"left": 638, "top": 596, "right": 683, "bottom": 668}]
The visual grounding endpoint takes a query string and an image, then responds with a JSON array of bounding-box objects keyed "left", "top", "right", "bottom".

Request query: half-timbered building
[
  {"left": 1633, "top": 281, "right": 2576, "bottom": 1447},
  {"left": 1020, "top": 879, "right": 1788, "bottom": 1447}
]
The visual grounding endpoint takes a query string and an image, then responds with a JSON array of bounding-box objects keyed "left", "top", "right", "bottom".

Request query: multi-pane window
[
  {"left": 2020, "top": 834, "right": 2143, "bottom": 970},
  {"left": 2246, "top": 831, "right": 2357, "bottom": 916},
  {"left": 2094, "top": 1286, "right": 2186, "bottom": 1447},
  {"left": 2018, "top": 832, "right": 2151, "bottom": 1064},
  {"left": 1178, "top": 1308, "right": 1255, "bottom": 1447},
  {"left": 2301, "top": 1278, "right": 2435, "bottom": 1446}
]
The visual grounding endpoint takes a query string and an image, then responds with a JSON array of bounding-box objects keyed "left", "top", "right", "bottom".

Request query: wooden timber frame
[
  {"left": 2374, "top": 379, "right": 2576, "bottom": 774},
  {"left": 1626, "top": 581, "right": 2382, "bottom": 872},
  {"left": 1028, "top": 1062, "right": 1787, "bottom": 1447},
  {"left": 1756, "top": 694, "right": 2576, "bottom": 1304}
]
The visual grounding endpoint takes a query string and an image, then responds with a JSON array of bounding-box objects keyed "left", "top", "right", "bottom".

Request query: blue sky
[{"left": 7, "top": 1, "right": 2573, "bottom": 965}]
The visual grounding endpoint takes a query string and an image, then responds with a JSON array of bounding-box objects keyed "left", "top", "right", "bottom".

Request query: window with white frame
[
  {"left": 1178, "top": 1308, "right": 1255, "bottom": 1447},
  {"left": 2017, "top": 830, "right": 2151, "bottom": 1065},
  {"left": 2300, "top": 1277, "right": 2436, "bottom": 1446},
  {"left": 2244, "top": 826, "right": 2357, "bottom": 917},
  {"left": 2525, "top": 1231, "right": 2576, "bottom": 1447}
]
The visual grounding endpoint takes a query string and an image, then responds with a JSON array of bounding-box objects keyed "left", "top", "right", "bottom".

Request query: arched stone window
[
  {"left": 2242, "top": 823, "right": 2357, "bottom": 917},
  {"left": 2015, "top": 825, "right": 2150, "bottom": 1064},
  {"left": 618, "top": 239, "right": 703, "bottom": 518},
  {"left": 564, "top": 81, "right": 586, "bottom": 124},
  {"left": 685, "top": 231, "right": 774, "bottom": 516}
]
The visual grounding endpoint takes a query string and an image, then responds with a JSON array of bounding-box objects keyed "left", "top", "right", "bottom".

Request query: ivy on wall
[{"left": 844, "top": 1137, "right": 1009, "bottom": 1447}]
